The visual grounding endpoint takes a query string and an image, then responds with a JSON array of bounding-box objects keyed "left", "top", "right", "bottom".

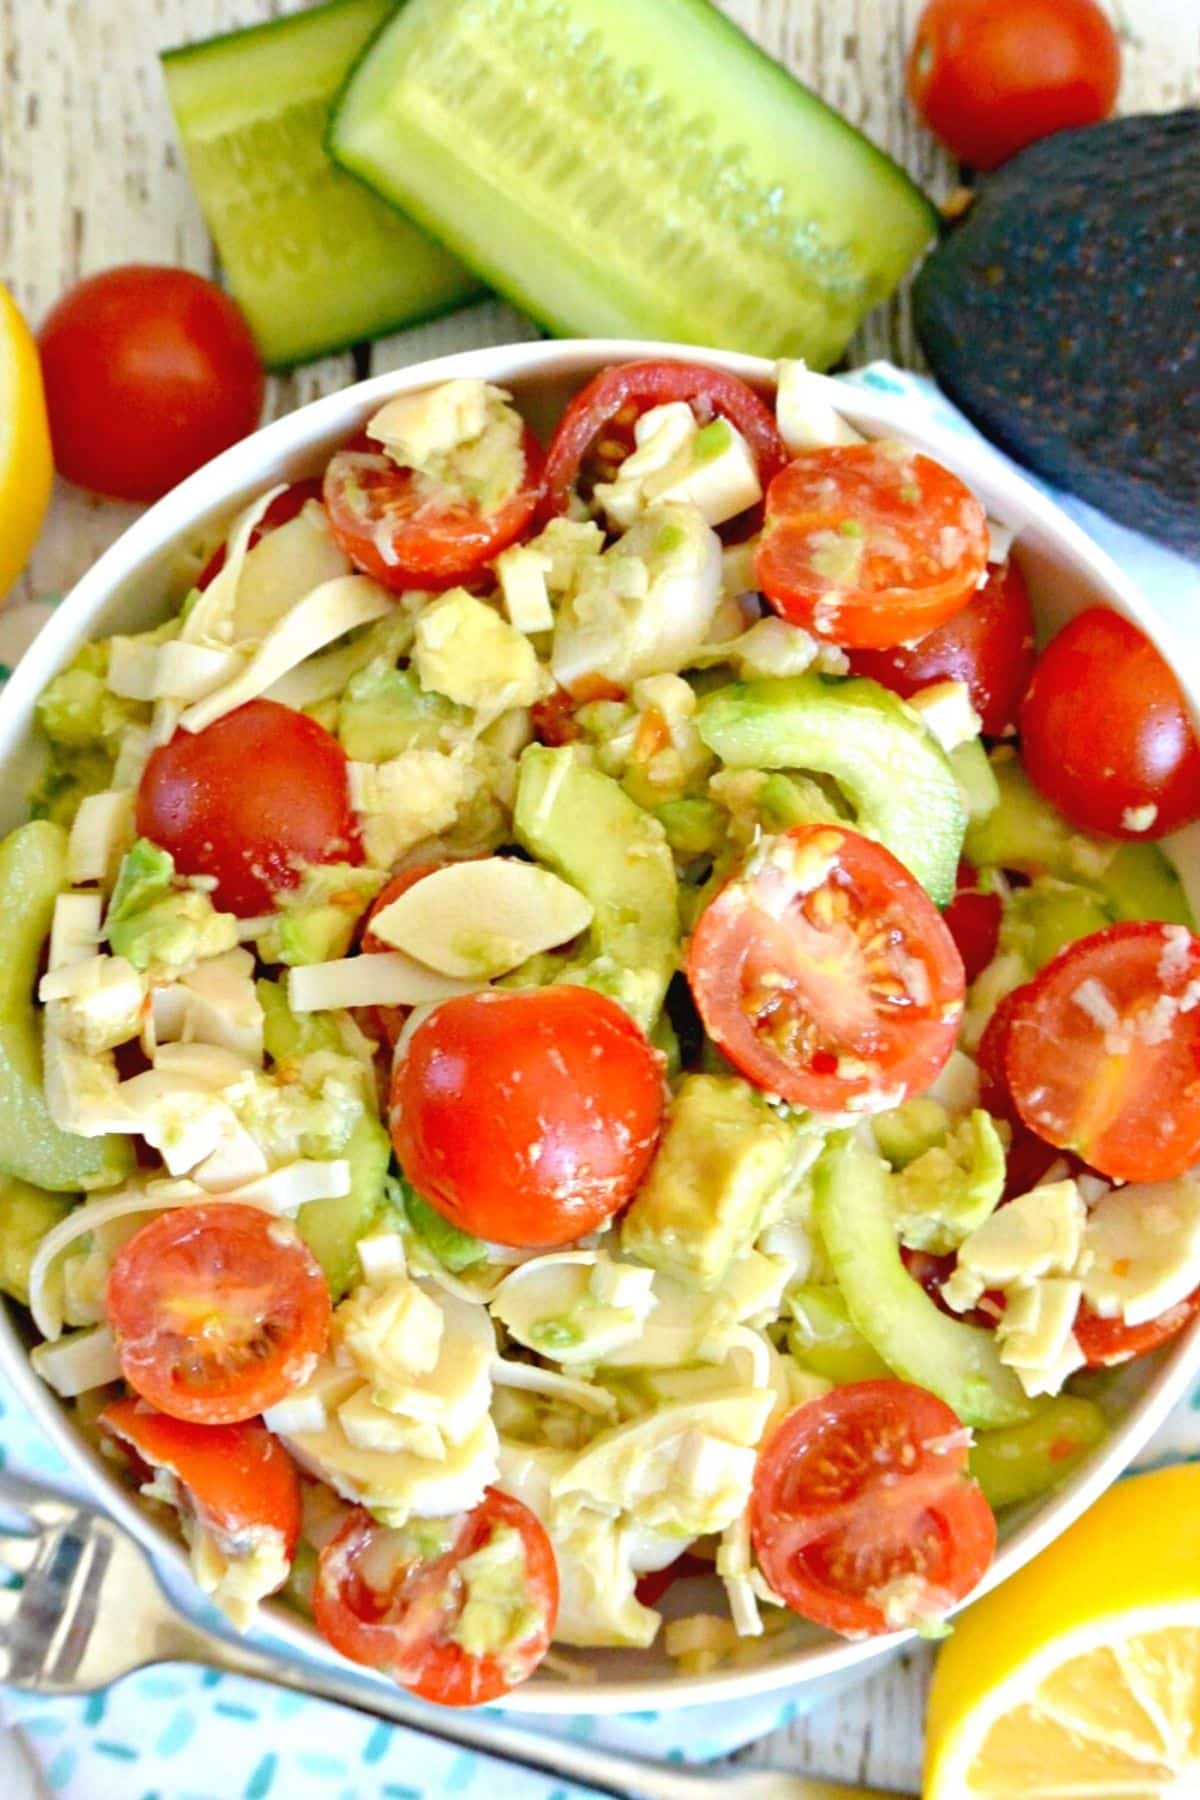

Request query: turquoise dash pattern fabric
[{"left": 2, "top": 366, "right": 1200, "bottom": 1799}]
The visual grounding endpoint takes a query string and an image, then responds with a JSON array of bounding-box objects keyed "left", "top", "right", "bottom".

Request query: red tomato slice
[
  {"left": 755, "top": 443, "right": 989, "bottom": 649},
  {"left": 1075, "top": 1289, "right": 1200, "bottom": 1369},
  {"left": 687, "top": 825, "right": 965, "bottom": 1113},
  {"left": 541, "top": 359, "right": 787, "bottom": 518},
  {"left": 323, "top": 427, "right": 543, "bottom": 594},
  {"left": 390, "top": 986, "right": 664, "bottom": 1248},
  {"left": 106, "top": 1204, "right": 331, "bottom": 1425},
  {"left": 975, "top": 986, "right": 1025, "bottom": 1125},
  {"left": 1019, "top": 608, "right": 1200, "bottom": 840},
  {"left": 1004, "top": 922, "right": 1200, "bottom": 1182},
  {"left": 849, "top": 557, "right": 1036, "bottom": 737},
  {"left": 750, "top": 1380, "right": 995, "bottom": 1638},
  {"left": 196, "top": 478, "right": 325, "bottom": 591},
  {"left": 101, "top": 1396, "right": 301, "bottom": 1559},
  {"left": 136, "top": 698, "right": 361, "bottom": 917},
  {"left": 313, "top": 1491, "right": 557, "bottom": 1706},
  {"left": 943, "top": 859, "right": 1003, "bottom": 985}
]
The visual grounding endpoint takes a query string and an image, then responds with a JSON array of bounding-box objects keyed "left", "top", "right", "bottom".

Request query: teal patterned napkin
[{"left": 2, "top": 365, "right": 1198, "bottom": 1799}]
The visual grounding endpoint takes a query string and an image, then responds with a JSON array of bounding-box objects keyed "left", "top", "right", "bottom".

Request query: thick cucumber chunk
[
  {"left": 696, "top": 675, "right": 966, "bottom": 904},
  {"left": 815, "top": 1136, "right": 1032, "bottom": 1430},
  {"left": 513, "top": 746, "right": 679, "bottom": 1034},
  {"left": 162, "top": 0, "right": 481, "bottom": 367},
  {"left": 329, "top": 0, "right": 936, "bottom": 365},
  {"left": 0, "top": 824, "right": 131, "bottom": 1193}
]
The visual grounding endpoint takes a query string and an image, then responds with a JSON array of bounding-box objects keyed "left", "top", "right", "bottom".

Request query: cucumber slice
[
  {"left": 696, "top": 674, "right": 966, "bottom": 905},
  {"left": 328, "top": 0, "right": 937, "bottom": 366},
  {"left": 162, "top": 0, "right": 482, "bottom": 368}
]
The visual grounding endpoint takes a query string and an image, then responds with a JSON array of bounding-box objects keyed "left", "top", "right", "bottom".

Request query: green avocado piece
[
  {"left": 401, "top": 1181, "right": 488, "bottom": 1274},
  {"left": 815, "top": 1135, "right": 1031, "bottom": 1429},
  {"left": 107, "top": 838, "right": 239, "bottom": 973},
  {"left": 786, "top": 1283, "right": 891, "bottom": 1384},
  {"left": 296, "top": 1110, "right": 392, "bottom": 1301},
  {"left": 967, "top": 754, "right": 1192, "bottom": 926},
  {"left": 914, "top": 112, "right": 1200, "bottom": 557},
  {"left": 512, "top": 745, "right": 679, "bottom": 1034},
  {"left": 0, "top": 1176, "right": 74, "bottom": 1303},
  {"left": 28, "top": 743, "right": 114, "bottom": 829},
  {"left": 257, "top": 863, "right": 385, "bottom": 967},
  {"left": 889, "top": 1109, "right": 1006, "bottom": 1254},
  {"left": 696, "top": 674, "right": 966, "bottom": 904},
  {"left": 950, "top": 737, "right": 1000, "bottom": 824},
  {"left": 620, "top": 1073, "right": 805, "bottom": 1289},
  {"left": 0, "top": 823, "right": 132, "bottom": 1193},
  {"left": 969, "top": 1395, "right": 1107, "bottom": 1510},
  {"left": 337, "top": 660, "right": 470, "bottom": 762},
  {"left": 258, "top": 979, "right": 343, "bottom": 1062}
]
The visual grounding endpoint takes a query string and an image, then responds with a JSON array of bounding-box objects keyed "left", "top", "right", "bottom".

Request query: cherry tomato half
[
  {"left": 750, "top": 1380, "right": 995, "bottom": 1637},
  {"left": 1019, "top": 608, "right": 1200, "bottom": 840},
  {"left": 1075, "top": 1289, "right": 1200, "bottom": 1369},
  {"left": 137, "top": 698, "right": 361, "bottom": 917},
  {"left": 313, "top": 1491, "right": 557, "bottom": 1705},
  {"left": 196, "top": 478, "right": 325, "bottom": 592},
  {"left": 687, "top": 825, "right": 965, "bottom": 1114},
  {"left": 38, "top": 265, "right": 263, "bottom": 503},
  {"left": 943, "top": 859, "right": 1003, "bottom": 985},
  {"left": 390, "top": 986, "right": 664, "bottom": 1249},
  {"left": 101, "top": 1396, "right": 301, "bottom": 1561},
  {"left": 323, "top": 427, "right": 543, "bottom": 594},
  {"left": 1004, "top": 922, "right": 1200, "bottom": 1183},
  {"left": 755, "top": 443, "right": 989, "bottom": 650},
  {"left": 106, "top": 1204, "right": 331, "bottom": 1424},
  {"left": 908, "top": 0, "right": 1120, "bottom": 172},
  {"left": 542, "top": 359, "right": 787, "bottom": 517},
  {"left": 850, "top": 557, "right": 1035, "bottom": 737}
]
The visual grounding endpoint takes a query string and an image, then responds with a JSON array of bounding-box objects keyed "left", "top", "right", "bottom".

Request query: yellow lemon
[
  {"left": 0, "top": 280, "right": 53, "bottom": 600},
  {"left": 925, "top": 1463, "right": 1200, "bottom": 1797}
]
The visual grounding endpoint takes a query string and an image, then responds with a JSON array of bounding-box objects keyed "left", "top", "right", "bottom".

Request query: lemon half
[
  {"left": 925, "top": 1464, "right": 1200, "bottom": 1797},
  {"left": 0, "top": 280, "right": 53, "bottom": 600}
]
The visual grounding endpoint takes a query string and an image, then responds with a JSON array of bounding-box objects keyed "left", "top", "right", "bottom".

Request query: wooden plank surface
[{"left": 0, "top": 1, "right": 1197, "bottom": 1789}]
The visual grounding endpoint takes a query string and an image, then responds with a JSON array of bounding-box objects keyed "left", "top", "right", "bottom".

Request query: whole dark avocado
[{"left": 914, "top": 111, "right": 1199, "bottom": 557}]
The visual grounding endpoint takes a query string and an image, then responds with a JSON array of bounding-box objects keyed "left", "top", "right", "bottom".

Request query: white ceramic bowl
[{"left": 2, "top": 339, "right": 1199, "bottom": 1716}]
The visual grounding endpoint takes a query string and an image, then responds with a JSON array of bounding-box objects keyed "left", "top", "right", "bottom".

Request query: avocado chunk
[
  {"left": 696, "top": 674, "right": 966, "bottom": 904},
  {"left": 401, "top": 1181, "right": 488, "bottom": 1274},
  {"left": 966, "top": 754, "right": 1192, "bottom": 926},
  {"left": 107, "top": 838, "right": 238, "bottom": 973},
  {"left": 258, "top": 979, "right": 343, "bottom": 1062},
  {"left": 889, "top": 1109, "right": 1006, "bottom": 1254},
  {"left": 0, "top": 1176, "right": 74, "bottom": 1303},
  {"left": 0, "top": 823, "right": 131, "bottom": 1192},
  {"left": 914, "top": 112, "right": 1200, "bottom": 557},
  {"left": 512, "top": 745, "right": 679, "bottom": 1034},
  {"left": 815, "top": 1134, "right": 1031, "bottom": 1428},
  {"left": 620, "top": 1073, "right": 804, "bottom": 1289},
  {"left": 337, "top": 660, "right": 470, "bottom": 762},
  {"left": 257, "top": 863, "right": 385, "bottom": 967}
]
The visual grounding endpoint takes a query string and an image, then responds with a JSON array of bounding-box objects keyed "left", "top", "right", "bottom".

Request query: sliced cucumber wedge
[
  {"left": 162, "top": 0, "right": 482, "bottom": 368},
  {"left": 328, "top": 0, "right": 937, "bottom": 366}
]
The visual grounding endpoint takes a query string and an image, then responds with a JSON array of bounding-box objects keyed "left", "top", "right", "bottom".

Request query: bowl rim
[{"left": 2, "top": 335, "right": 1198, "bottom": 1716}]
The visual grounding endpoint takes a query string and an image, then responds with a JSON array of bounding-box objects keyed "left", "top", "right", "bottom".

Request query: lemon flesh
[
  {"left": 926, "top": 1465, "right": 1200, "bottom": 1798},
  {"left": 0, "top": 281, "right": 53, "bottom": 599}
]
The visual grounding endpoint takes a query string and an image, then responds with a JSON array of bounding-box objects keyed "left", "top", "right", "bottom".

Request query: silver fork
[{"left": 0, "top": 1472, "right": 908, "bottom": 1800}]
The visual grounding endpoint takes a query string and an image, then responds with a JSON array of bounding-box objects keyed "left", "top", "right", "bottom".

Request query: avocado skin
[{"left": 914, "top": 111, "right": 1200, "bottom": 557}]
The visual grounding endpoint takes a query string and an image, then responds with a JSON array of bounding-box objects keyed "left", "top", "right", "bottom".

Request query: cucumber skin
[
  {"left": 696, "top": 675, "right": 966, "bottom": 905},
  {"left": 815, "top": 1137, "right": 1032, "bottom": 1431},
  {"left": 162, "top": 0, "right": 482, "bottom": 369},
  {"left": 327, "top": 0, "right": 936, "bottom": 366}
]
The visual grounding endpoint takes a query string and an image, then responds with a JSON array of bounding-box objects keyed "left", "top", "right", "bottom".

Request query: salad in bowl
[{"left": 1, "top": 347, "right": 1199, "bottom": 1711}]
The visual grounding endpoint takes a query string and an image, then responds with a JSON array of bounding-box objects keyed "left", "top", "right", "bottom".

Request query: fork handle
[{"left": 189, "top": 1631, "right": 901, "bottom": 1800}]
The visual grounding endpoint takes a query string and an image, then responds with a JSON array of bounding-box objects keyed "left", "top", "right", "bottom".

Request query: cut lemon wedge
[
  {"left": 0, "top": 280, "right": 53, "bottom": 600},
  {"left": 925, "top": 1465, "right": 1200, "bottom": 1797}
]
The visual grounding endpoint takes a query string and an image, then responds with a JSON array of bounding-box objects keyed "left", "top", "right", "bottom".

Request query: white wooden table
[{"left": 0, "top": 1, "right": 1195, "bottom": 1789}]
